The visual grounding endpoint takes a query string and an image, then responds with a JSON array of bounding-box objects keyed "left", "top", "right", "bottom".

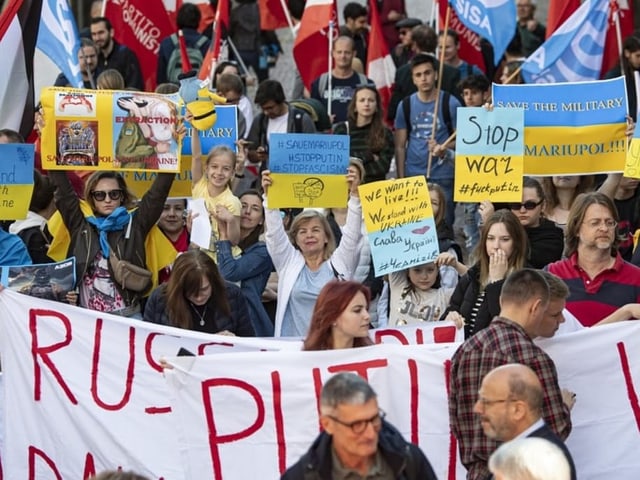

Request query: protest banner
[
  {"left": 0, "top": 291, "right": 460, "bottom": 479},
  {"left": 266, "top": 133, "right": 350, "bottom": 208},
  {"left": 359, "top": 177, "right": 438, "bottom": 276},
  {"left": 124, "top": 105, "right": 238, "bottom": 198},
  {"left": 1, "top": 257, "right": 75, "bottom": 303},
  {"left": 0, "top": 143, "right": 34, "bottom": 220},
  {"left": 493, "top": 77, "right": 627, "bottom": 175},
  {"left": 40, "top": 87, "right": 182, "bottom": 172},
  {"left": 454, "top": 107, "right": 524, "bottom": 202},
  {"left": 624, "top": 121, "right": 640, "bottom": 179}
]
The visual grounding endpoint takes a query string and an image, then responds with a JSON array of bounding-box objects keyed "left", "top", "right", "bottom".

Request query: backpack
[
  {"left": 167, "top": 34, "right": 208, "bottom": 84},
  {"left": 317, "top": 72, "right": 369, "bottom": 99},
  {"left": 289, "top": 98, "right": 331, "bottom": 132},
  {"left": 402, "top": 91, "right": 454, "bottom": 136}
]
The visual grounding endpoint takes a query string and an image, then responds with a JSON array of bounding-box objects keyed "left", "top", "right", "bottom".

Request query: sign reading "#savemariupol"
[
  {"left": 493, "top": 77, "right": 627, "bottom": 175},
  {"left": 267, "top": 133, "right": 350, "bottom": 208},
  {"left": 454, "top": 107, "right": 524, "bottom": 202},
  {"left": 359, "top": 176, "right": 438, "bottom": 276}
]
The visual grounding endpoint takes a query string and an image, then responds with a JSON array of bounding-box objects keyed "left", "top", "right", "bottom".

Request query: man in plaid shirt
[{"left": 449, "top": 269, "right": 573, "bottom": 480}]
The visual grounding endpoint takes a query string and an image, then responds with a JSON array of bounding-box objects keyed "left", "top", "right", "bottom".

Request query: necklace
[{"left": 189, "top": 302, "right": 208, "bottom": 327}]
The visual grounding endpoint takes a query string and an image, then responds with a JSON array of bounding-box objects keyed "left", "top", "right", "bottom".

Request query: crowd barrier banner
[
  {"left": 454, "top": 107, "right": 524, "bottom": 203},
  {"left": 492, "top": 78, "right": 627, "bottom": 175},
  {"left": 360, "top": 176, "right": 438, "bottom": 276},
  {"left": 40, "top": 87, "right": 182, "bottom": 173},
  {"left": 0, "top": 143, "right": 34, "bottom": 220},
  {"left": 267, "top": 133, "right": 351, "bottom": 209},
  {"left": 0, "top": 291, "right": 460, "bottom": 479}
]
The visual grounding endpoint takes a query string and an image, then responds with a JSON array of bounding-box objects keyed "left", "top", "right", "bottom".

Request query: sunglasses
[
  {"left": 91, "top": 189, "right": 123, "bottom": 201},
  {"left": 508, "top": 200, "right": 543, "bottom": 211}
]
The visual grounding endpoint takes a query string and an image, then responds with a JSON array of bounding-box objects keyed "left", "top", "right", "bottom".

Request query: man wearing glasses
[
  {"left": 474, "top": 364, "right": 576, "bottom": 480},
  {"left": 449, "top": 269, "right": 572, "bottom": 480},
  {"left": 281, "top": 372, "right": 437, "bottom": 479},
  {"left": 547, "top": 192, "right": 640, "bottom": 327}
]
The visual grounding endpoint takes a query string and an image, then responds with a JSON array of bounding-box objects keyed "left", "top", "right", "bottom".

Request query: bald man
[{"left": 474, "top": 364, "right": 576, "bottom": 480}]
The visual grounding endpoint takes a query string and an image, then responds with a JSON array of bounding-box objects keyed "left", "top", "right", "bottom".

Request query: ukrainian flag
[{"left": 493, "top": 77, "right": 627, "bottom": 175}]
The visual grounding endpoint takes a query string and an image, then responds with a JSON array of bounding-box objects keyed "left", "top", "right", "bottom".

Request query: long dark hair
[
  {"left": 164, "top": 250, "right": 230, "bottom": 329},
  {"left": 238, "top": 190, "right": 264, "bottom": 251},
  {"left": 303, "top": 280, "right": 373, "bottom": 351},
  {"left": 347, "top": 85, "right": 387, "bottom": 153}
]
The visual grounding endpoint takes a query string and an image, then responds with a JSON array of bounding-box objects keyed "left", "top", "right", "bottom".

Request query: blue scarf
[{"left": 86, "top": 207, "right": 132, "bottom": 258}]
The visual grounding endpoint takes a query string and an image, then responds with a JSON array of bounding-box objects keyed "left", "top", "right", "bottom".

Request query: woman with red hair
[{"left": 303, "top": 280, "right": 374, "bottom": 350}]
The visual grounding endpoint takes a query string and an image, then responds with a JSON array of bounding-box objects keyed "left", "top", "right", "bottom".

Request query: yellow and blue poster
[
  {"left": 125, "top": 105, "right": 238, "bottom": 198},
  {"left": 454, "top": 107, "right": 524, "bottom": 202},
  {"left": 624, "top": 121, "right": 640, "bottom": 179},
  {"left": 40, "top": 87, "right": 182, "bottom": 172},
  {"left": 359, "top": 177, "right": 438, "bottom": 276},
  {"left": 493, "top": 77, "right": 627, "bottom": 175},
  {"left": 0, "top": 143, "right": 34, "bottom": 220},
  {"left": 266, "top": 133, "right": 350, "bottom": 208}
]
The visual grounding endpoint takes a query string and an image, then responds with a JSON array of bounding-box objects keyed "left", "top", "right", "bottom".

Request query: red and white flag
[
  {"left": 601, "top": 0, "right": 634, "bottom": 76},
  {"left": 366, "top": 0, "right": 395, "bottom": 119},
  {"left": 546, "top": 0, "right": 581, "bottom": 38},
  {"left": 198, "top": 0, "right": 230, "bottom": 82},
  {"left": 259, "top": 0, "right": 289, "bottom": 30},
  {"left": 438, "top": 0, "right": 486, "bottom": 74},
  {"left": 0, "top": 0, "right": 42, "bottom": 140},
  {"left": 104, "top": 0, "right": 174, "bottom": 91},
  {"left": 293, "top": 0, "right": 337, "bottom": 91}
]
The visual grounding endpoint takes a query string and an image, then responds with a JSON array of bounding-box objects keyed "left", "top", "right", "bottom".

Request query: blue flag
[
  {"left": 449, "top": 0, "right": 516, "bottom": 65},
  {"left": 37, "top": 0, "right": 82, "bottom": 88},
  {"left": 521, "top": 0, "right": 609, "bottom": 84}
]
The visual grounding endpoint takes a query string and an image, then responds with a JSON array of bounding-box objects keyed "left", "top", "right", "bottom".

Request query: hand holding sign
[{"left": 454, "top": 107, "right": 524, "bottom": 202}]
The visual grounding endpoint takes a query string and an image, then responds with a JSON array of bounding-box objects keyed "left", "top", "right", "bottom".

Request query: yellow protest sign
[
  {"left": 624, "top": 123, "right": 640, "bottom": 179},
  {"left": 40, "top": 87, "right": 181, "bottom": 172},
  {"left": 454, "top": 107, "right": 524, "bottom": 202},
  {"left": 359, "top": 177, "right": 438, "bottom": 275},
  {"left": 267, "top": 174, "right": 348, "bottom": 208},
  {"left": 0, "top": 144, "right": 34, "bottom": 220}
]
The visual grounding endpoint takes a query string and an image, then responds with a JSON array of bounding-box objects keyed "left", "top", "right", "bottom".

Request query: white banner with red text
[{"left": 0, "top": 290, "right": 461, "bottom": 479}]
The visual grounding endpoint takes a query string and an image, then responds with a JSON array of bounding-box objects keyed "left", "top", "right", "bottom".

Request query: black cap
[{"left": 396, "top": 18, "right": 423, "bottom": 30}]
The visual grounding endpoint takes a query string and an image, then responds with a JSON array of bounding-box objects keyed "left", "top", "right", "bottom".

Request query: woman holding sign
[
  {"left": 261, "top": 167, "right": 363, "bottom": 337},
  {"left": 441, "top": 210, "right": 528, "bottom": 338},
  {"left": 332, "top": 85, "right": 394, "bottom": 183}
]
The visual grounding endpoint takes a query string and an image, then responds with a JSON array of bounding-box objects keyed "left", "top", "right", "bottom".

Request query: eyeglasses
[
  {"left": 326, "top": 410, "right": 386, "bottom": 434},
  {"left": 90, "top": 189, "right": 123, "bottom": 201},
  {"left": 582, "top": 218, "right": 617, "bottom": 229},
  {"left": 508, "top": 200, "right": 543, "bottom": 211},
  {"left": 476, "top": 396, "right": 512, "bottom": 408}
]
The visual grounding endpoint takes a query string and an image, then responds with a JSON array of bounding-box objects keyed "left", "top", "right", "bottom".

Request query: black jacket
[
  {"left": 441, "top": 263, "right": 503, "bottom": 338},
  {"left": 281, "top": 420, "right": 437, "bottom": 480},
  {"left": 529, "top": 424, "right": 577, "bottom": 480},
  {"left": 526, "top": 218, "right": 564, "bottom": 269},
  {"left": 143, "top": 281, "right": 255, "bottom": 336}
]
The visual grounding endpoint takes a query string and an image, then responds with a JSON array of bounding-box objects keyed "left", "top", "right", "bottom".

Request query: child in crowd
[
  {"left": 388, "top": 262, "right": 454, "bottom": 326},
  {"left": 191, "top": 128, "right": 242, "bottom": 257}
]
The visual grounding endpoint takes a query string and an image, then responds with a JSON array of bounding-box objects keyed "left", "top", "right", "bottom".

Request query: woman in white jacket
[{"left": 261, "top": 167, "right": 363, "bottom": 337}]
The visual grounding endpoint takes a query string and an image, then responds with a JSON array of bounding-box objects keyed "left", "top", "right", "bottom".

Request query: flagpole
[
  {"left": 427, "top": 4, "right": 450, "bottom": 179},
  {"left": 611, "top": 1, "right": 624, "bottom": 74},
  {"left": 278, "top": 0, "right": 296, "bottom": 37},
  {"left": 327, "top": 20, "right": 334, "bottom": 121},
  {"left": 430, "top": 0, "right": 438, "bottom": 30},
  {"left": 227, "top": 37, "right": 255, "bottom": 82}
]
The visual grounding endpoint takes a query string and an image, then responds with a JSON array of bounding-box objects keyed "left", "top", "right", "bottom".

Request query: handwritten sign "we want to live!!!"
[
  {"left": 454, "top": 107, "right": 524, "bottom": 203},
  {"left": 360, "top": 177, "right": 438, "bottom": 276}
]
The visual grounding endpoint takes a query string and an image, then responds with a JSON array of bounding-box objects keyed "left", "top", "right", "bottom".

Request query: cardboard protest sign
[
  {"left": 493, "top": 77, "right": 627, "bottom": 175},
  {"left": 454, "top": 107, "right": 524, "bottom": 202},
  {"left": 124, "top": 105, "right": 238, "bottom": 198},
  {"left": 624, "top": 121, "right": 640, "bottom": 179},
  {"left": 359, "top": 176, "right": 438, "bottom": 276},
  {"left": 266, "top": 133, "right": 350, "bottom": 208},
  {"left": 0, "top": 143, "right": 34, "bottom": 220},
  {"left": 40, "top": 87, "right": 182, "bottom": 172}
]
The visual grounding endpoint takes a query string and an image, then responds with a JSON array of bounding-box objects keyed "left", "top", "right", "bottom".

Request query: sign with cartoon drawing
[
  {"left": 40, "top": 87, "right": 182, "bottom": 172},
  {"left": 266, "top": 133, "right": 350, "bottom": 208}
]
